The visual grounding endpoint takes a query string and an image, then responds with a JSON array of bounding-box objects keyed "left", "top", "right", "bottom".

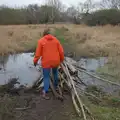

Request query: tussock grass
[
  {"left": 90, "top": 104, "right": 120, "bottom": 120},
  {"left": 0, "top": 24, "right": 63, "bottom": 55},
  {"left": 83, "top": 85, "right": 120, "bottom": 120},
  {"left": 1, "top": 24, "right": 120, "bottom": 56}
]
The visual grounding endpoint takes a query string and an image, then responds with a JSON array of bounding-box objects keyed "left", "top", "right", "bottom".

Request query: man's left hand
[{"left": 34, "top": 62, "right": 37, "bottom": 67}]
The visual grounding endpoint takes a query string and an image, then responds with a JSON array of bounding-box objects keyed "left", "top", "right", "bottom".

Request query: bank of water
[
  {"left": 0, "top": 53, "right": 119, "bottom": 96},
  {"left": 78, "top": 57, "right": 120, "bottom": 96}
]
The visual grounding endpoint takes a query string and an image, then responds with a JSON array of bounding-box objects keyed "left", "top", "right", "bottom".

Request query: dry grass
[
  {"left": 1, "top": 24, "right": 120, "bottom": 56},
  {"left": 0, "top": 24, "right": 64, "bottom": 55},
  {"left": 65, "top": 24, "right": 120, "bottom": 57}
]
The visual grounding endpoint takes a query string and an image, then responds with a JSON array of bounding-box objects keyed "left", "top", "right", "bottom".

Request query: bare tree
[
  {"left": 100, "top": 0, "right": 120, "bottom": 9},
  {"left": 79, "top": 0, "right": 95, "bottom": 15},
  {"left": 66, "top": 0, "right": 95, "bottom": 24},
  {"left": 45, "top": 0, "right": 63, "bottom": 23},
  {"left": 27, "top": 4, "right": 40, "bottom": 24}
]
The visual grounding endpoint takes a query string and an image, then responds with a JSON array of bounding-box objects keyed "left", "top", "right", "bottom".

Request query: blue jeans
[{"left": 43, "top": 68, "right": 58, "bottom": 93}]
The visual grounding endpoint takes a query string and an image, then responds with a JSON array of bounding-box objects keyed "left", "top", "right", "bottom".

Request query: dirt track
[{"left": 14, "top": 93, "right": 79, "bottom": 120}]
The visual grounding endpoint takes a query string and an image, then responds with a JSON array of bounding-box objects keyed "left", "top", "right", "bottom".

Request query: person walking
[{"left": 33, "top": 29, "right": 64, "bottom": 99}]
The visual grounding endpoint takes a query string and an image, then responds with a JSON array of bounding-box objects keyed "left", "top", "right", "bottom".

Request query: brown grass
[
  {"left": 0, "top": 24, "right": 120, "bottom": 56},
  {"left": 0, "top": 24, "right": 63, "bottom": 55},
  {"left": 64, "top": 24, "right": 120, "bottom": 57}
]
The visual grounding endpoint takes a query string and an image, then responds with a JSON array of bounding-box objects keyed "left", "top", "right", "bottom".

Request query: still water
[
  {"left": 0, "top": 53, "right": 107, "bottom": 87},
  {"left": 0, "top": 53, "right": 41, "bottom": 86},
  {"left": 0, "top": 53, "right": 119, "bottom": 96}
]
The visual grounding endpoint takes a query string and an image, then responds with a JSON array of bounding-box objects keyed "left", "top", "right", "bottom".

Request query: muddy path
[
  {"left": 19, "top": 94, "right": 77, "bottom": 120},
  {"left": 0, "top": 92, "right": 79, "bottom": 120}
]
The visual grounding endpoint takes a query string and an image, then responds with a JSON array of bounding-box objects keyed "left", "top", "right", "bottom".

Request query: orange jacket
[{"left": 33, "top": 34, "right": 64, "bottom": 68}]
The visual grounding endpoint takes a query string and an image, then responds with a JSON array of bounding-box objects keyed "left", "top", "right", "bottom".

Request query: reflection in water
[
  {"left": 0, "top": 53, "right": 40, "bottom": 86},
  {"left": 79, "top": 57, "right": 108, "bottom": 72},
  {"left": 0, "top": 55, "right": 9, "bottom": 71}
]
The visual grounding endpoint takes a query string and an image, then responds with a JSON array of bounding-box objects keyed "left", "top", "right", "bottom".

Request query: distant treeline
[
  {"left": 0, "top": 4, "right": 71, "bottom": 25},
  {"left": 1, "top": 0, "right": 120, "bottom": 26},
  {"left": 84, "top": 9, "right": 120, "bottom": 26}
]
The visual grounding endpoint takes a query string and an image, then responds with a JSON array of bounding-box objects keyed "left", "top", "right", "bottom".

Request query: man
[{"left": 33, "top": 29, "right": 64, "bottom": 100}]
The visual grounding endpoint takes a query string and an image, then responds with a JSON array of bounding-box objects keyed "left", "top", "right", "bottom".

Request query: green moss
[
  {"left": 82, "top": 93, "right": 120, "bottom": 120},
  {"left": 96, "top": 63, "right": 120, "bottom": 83},
  {"left": 90, "top": 104, "right": 120, "bottom": 120}
]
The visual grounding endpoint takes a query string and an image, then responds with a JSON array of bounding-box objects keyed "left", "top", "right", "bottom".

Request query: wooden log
[
  {"left": 50, "top": 78, "right": 63, "bottom": 101},
  {"left": 59, "top": 73, "right": 64, "bottom": 89},
  {"left": 66, "top": 62, "right": 78, "bottom": 75},
  {"left": 76, "top": 84, "right": 102, "bottom": 102},
  {"left": 65, "top": 57, "right": 77, "bottom": 65},
  {"left": 65, "top": 58, "right": 78, "bottom": 75},
  {"left": 76, "top": 66, "right": 120, "bottom": 87},
  {"left": 58, "top": 85, "right": 63, "bottom": 96},
  {"left": 61, "top": 63, "right": 72, "bottom": 88},
  {"left": 62, "top": 62, "right": 87, "bottom": 120},
  {"left": 59, "top": 73, "right": 71, "bottom": 93},
  {"left": 83, "top": 104, "right": 95, "bottom": 120},
  {"left": 15, "top": 107, "right": 31, "bottom": 111},
  {"left": 32, "top": 76, "right": 43, "bottom": 89},
  {"left": 76, "top": 76, "right": 87, "bottom": 86},
  {"left": 72, "top": 91, "right": 81, "bottom": 117}
]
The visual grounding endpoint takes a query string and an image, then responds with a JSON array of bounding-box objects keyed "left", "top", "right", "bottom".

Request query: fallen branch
[
  {"left": 50, "top": 79, "right": 63, "bottom": 101},
  {"left": 75, "top": 76, "right": 87, "bottom": 86},
  {"left": 15, "top": 107, "right": 31, "bottom": 111},
  {"left": 83, "top": 104, "right": 94, "bottom": 120},
  {"left": 76, "top": 85, "right": 102, "bottom": 102},
  {"left": 72, "top": 92, "right": 81, "bottom": 117},
  {"left": 76, "top": 66, "right": 120, "bottom": 87},
  {"left": 63, "top": 62, "right": 87, "bottom": 120},
  {"left": 32, "top": 76, "right": 43, "bottom": 89}
]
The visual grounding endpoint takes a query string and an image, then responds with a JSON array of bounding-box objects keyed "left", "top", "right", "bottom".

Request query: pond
[
  {"left": 79, "top": 57, "right": 108, "bottom": 72},
  {"left": 79, "top": 57, "right": 120, "bottom": 96},
  {"left": 0, "top": 54, "right": 106, "bottom": 83},
  {"left": 0, "top": 53, "right": 119, "bottom": 96},
  {"left": 0, "top": 53, "right": 41, "bottom": 86},
  {"left": 0, "top": 54, "right": 107, "bottom": 86}
]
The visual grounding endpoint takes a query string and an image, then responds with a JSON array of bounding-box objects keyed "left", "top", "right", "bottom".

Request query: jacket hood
[{"left": 44, "top": 34, "right": 54, "bottom": 40}]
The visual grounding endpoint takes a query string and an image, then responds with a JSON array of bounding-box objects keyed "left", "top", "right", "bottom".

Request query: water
[
  {"left": 79, "top": 57, "right": 108, "bottom": 72},
  {"left": 0, "top": 53, "right": 41, "bottom": 86},
  {"left": 0, "top": 53, "right": 119, "bottom": 96},
  {"left": 78, "top": 57, "right": 120, "bottom": 96},
  {"left": 0, "top": 55, "right": 107, "bottom": 87}
]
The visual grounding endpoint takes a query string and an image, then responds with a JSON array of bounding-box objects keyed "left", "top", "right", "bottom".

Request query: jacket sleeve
[
  {"left": 33, "top": 40, "right": 42, "bottom": 64},
  {"left": 58, "top": 41, "right": 64, "bottom": 62}
]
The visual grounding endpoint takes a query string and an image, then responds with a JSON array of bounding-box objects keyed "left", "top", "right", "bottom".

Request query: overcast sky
[{"left": 0, "top": 0, "right": 100, "bottom": 7}]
